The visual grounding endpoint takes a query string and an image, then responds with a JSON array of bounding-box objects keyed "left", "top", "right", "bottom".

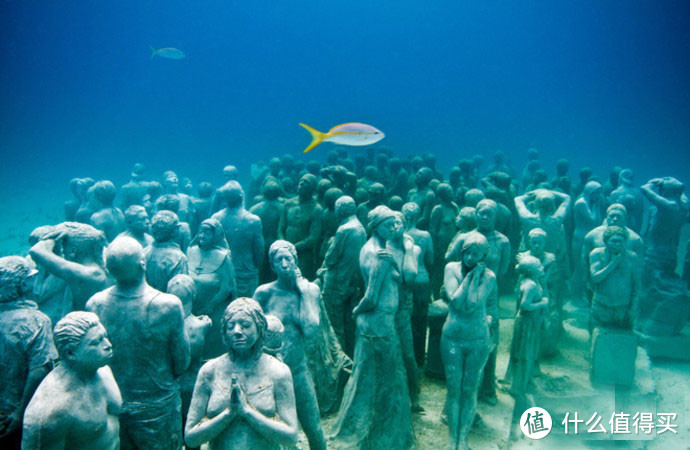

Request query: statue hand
[
  {"left": 35, "top": 238, "right": 56, "bottom": 253},
  {"left": 377, "top": 250, "right": 396, "bottom": 265},
  {"left": 233, "top": 382, "right": 251, "bottom": 418}
]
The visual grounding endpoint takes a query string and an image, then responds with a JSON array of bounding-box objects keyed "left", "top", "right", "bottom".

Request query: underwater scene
[{"left": 1, "top": 1, "right": 689, "bottom": 449}]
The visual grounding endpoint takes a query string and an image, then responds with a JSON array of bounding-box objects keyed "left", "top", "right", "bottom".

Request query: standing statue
[
  {"left": 278, "top": 173, "right": 323, "bottom": 280},
  {"left": 118, "top": 205, "right": 154, "bottom": 248},
  {"left": 254, "top": 241, "right": 327, "bottom": 450},
  {"left": 320, "top": 196, "right": 367, "bottom": 356},
  {"left": 118, "top": 163, "right": 150, "bottom": 209},
  {"left": 185, "top": 298, "right": 299, "bottom": 450},
  {"left": 402, "top": 202, "right": 434, "bottom": 365},
  {"left": 249, "top": 178, "right": 285, "bottom": 283},
  {"left": 441, "top": 232, "right": 497, "bottom": 450},
  {"left": 408, "top": 167, "right": 437, "bottom": 230},
  {"left": 589, "top": 226, "right": 640, "bottom": 330},
  {"left": 89, "top": 180, "right": 125, "bottom": 242},
  {"left": 609, "top": 169, "right": 644, "bottom": 233},
  {"left": 212, "top": 180, "right": 265, "bottom": 297},
  {"left": 160, "top": 171, "right": 193, "bottom": 224},
  {"left": 430, "top": 183, "right": 460, "bottom": 298},
  {"left": 22, "top": 312, "right": 122, "bottom": 450},
  {"left": 331, "top": 205, "right": 415, "bottom": 449},
  {"left": 144, "top": 210, "right": 188, "bottom": 292},
  {"left": 0, "top": 256, "right": 57, "bottom": 450},
  {"left": 186, "top": 218, "right": 237, "bottom": 357},
  {"left": 27, "top": 226, "right": 69, "bottom": 326},
  {"left": 571, "top": 181, "right": 604, "bottom": 300},
  {"left": 87, "top": 237, "right": 190, "bottom": 450},
  {"left": 29, "top": 222, "right": 110, "bottom": 311}
]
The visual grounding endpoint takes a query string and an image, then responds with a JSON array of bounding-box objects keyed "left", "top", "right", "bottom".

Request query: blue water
[{"left": 1, "top": 0, "right": 689, "bottom": 249}]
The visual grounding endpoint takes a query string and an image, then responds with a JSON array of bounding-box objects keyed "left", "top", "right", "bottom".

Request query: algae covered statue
[
  {"left": 86, "top": 237, "right": 190, "bottom": 450},
  {"left": 185, "top": 298, "right": 298, "bottom": 450},
  {"left": 331, "top": 205, "right": 415, "bottom": 449},
  {"left": 22, "top": 312, "right": 122, "bottom": 450},
  {"left": 0, "top": 256, "right": 57, "bottom": 450},
  {"left": 212, "top": 180, "right": 265, "bottom": 297},
  {"left": 441, "top": 232, "right": 497, "bottom": 450},
  {"left": 144, "top": 210, "right": 188, "bottom": 292}
]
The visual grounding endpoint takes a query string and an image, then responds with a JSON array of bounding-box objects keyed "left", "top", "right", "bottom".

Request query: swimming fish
[
  {"left": 299, "top": 122, "right": 385, "bottom": 153},
  {"left": 150, "top": 46, "right": 186, "bottom": 60}
]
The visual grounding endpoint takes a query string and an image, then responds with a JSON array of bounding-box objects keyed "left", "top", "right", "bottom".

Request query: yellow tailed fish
[{"left": 299, "top": 122, "right": 385, "bottom": 154}]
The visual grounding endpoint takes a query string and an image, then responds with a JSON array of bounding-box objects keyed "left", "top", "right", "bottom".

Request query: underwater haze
[{"left": 1, "top": 0, "right": 689, "bottom": 251}]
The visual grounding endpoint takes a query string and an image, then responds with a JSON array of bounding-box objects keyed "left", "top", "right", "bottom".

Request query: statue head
[
  {"left": 476, "top": 199, "right": 498, "bottom": 232},
  {"left": 449, "top": 167, "right": 461, "bottom": 185},
  {"left": 609, "top": 166, "right": 622, "bottom": 186},
  {"left": 411, "top": 156, "right": 424, "bottom": 172},
  {"left": 264, "top": 314, "right": 285, "bottom": 356},
  {"left": 218, "top": 180, "right": 244, "bottom": 208},
  {"left": 221, "top": 297, "right": 267, "bottom": 360},
  {"left": 368, "top": 183, "right": 385, "bottom": 204},
  {"left": 269, "top": 240, "right": 298, "bottom": 279},
  {"left": 150, "top": 210, "right": 180, "bottom": 243},
  {"left": 533, "top": 189, "right": 556, "bottom": 215},
  {"left": 388, "top": 196, "right": 404, "bottom": 211},
  {"left": 131, "top": 162, "right": 146, "bottom": 180},
  {"left": 389, "top": 157, "right": 402, "bottom": 173},
  {"left": 54, "top": 311, "right": 111, "bottom": 372},
  {"left": 269, "top": 157, "right": 282, "bottom": 176},
  {"left": 196, "top": 218, "right": 227, "bottom": 251},
  {"left": 424, "top": 153, "right": 437, "bottom": 170},
  {"left": 456, "top": 206, "right": 477, "bottom": 232},
  {"left": 391, "top": 211, "right": 405, "bottom": 241},
  {"left": 167, "top": 274, "right": 196, "bottom": 317},
  {"left": 105, "top": 237, "right": 146, "bottom": 285},
  {"left": 605, "top": 203, "right": 627, "bottom": 227},
  {"left": 327, "top": 150, "right": 339, "bottom": 166},
  {"left": 124, "top": 205, "right": 150, "bottom": 235},
  {"left": 364, "top": 165, "right": 379, "bottom": 181},
  {"left": 458, "top": 159, "right": 474, "bottom": 174},
  {"left": 494, "top": 150, "right": 505, "bottom": 165},
  {"left": 156, "top": 194, "right": 181, "bottom": 214},
  {"left": 368, "top": 205, "right": 396, "bottom": 240},
  {"left": 516, "top": 254, "right": 543, "bottom": 279},
  {"left": 335, "top": 195, "right": 356, "bottom": 221},
  {"left": 297, "top": 173, "right": 318, "bottom": 199},
  {"left": 198, "top": 182, "right": 214, "bottom": 199},
  {"left": 54, "top": 222, "right": 107, "bottom": 264},
  {"left": 437, "top": 183, "right": 454, "bottom": 203},
  {"left": 464, "top": 189, "right": 485, "bottom": 208},
  {"left": 92, "top": 180, "right": 117, "bottom": 207},
  {"left": 223, "top": 165, "right": 238, "bottom": 181},
  {"left": 461, "top": 231, "right": 489, "bottom": 269},
  {"left": 603, "top": 225, "right": 628, "bottom": 255},
  {"left": 162, "top": 171, "right": 179, "bottom": 191},
  {"left": 307, "top": 160, "right": 321, "bottom": 176},
  {"left": 402, "top": 202, "right": 421, "bottom": 227},
  {"left": 583, "top": 181, "right": 602, "bottom": 200},
  {"left": 324, "top": 187, "right": 343, "bottom": 210},
  {"left": 262, "top": 177, "right": 281, "bottom": 201},
  {"left": 579, "top": 167, "right": 593, "bottom": 183},
  {"left": 0, "top": 256, "right": 36, "bottom": 303},
  {"left": 659, "top": 177, "right": 684, "bottom": 200},
  {"left": 527, "top": 228, "right": 547, "bottom": 256},
  {"left": 618, "top": 169, "right": 633, "bottom": 186},
  {"left": 414, "top": 167, "right": 433, "bottom": 187},
  {"left": 317, "top": 178, "right": 333, "bottom": 202},
  {"left": 527, "top": 147, "right": 539, "bottom": 161}
]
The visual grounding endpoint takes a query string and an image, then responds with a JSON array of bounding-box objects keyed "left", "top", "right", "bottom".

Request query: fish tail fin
[
  {"left": 299, "top": 123, "right": 327, "bottom": 153},
  {"left": 150, "top": 46, "right": 157, "bottom": 59}
]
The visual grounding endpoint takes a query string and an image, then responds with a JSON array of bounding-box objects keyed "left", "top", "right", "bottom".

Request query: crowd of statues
[{"left": 1, "top": 147, "right": 688, "bottom": 449}]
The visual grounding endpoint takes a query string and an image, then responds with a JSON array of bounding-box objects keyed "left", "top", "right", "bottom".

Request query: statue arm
[
  {"left": 445, "top": 233, "right": 462, "bottom": 262},
  {"left": 518, "top": 283, "right": 548, "bottom": 311},
  {"left": 484, "top": 273, "right": 499, "bottom": 326},
  {"left": 353, "top": 257, "right": 387, "bottom": 315},
  {"left": 499, "top": 239, "right": 511, "bottom": 279},
  {"left": 402, "top": 239, "right": 418, "bottom": 285},
  {"left": 641, "top": 182, "right": 676, "bottom": 209},
  {"left": 324, "top": 229, "right": 346, "bottom": 268},
  {"left": 185, "top": 366, "right": 236, "bottom": 448},
  {"left": 589, "top": 250, "right": 619, "bottom": 284},
  {"left": 29, "top": 240, "right": 105, "bottom": 286},
  {"left": 241, "top": 363, "right": 298, "bottom": 447},
  {"left": 277, "top": 205, "right": 288, "bottom": 240},
  {"left": 429, "top": 206, "right": 441, "bottom": 238},
  {"left": 515, "top": 194, "right": 537, "bottom": 219},
  {"left": 424, "top": 235, "right": 434, "bottom": 269},
  {"left": 252, "top": 220, "right": 265, "bottom": 269},
  {"left": 165, "top": 298, "right": 191, "bottom": 377},
  {"left": 553, "top": 192, "right": 571, "bottom": 221},
  {"left": 209, "top": 256, "right": 237, "bottom": 311}
]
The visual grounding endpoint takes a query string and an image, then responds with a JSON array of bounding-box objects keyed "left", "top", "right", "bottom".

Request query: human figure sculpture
[
  {"left": 184, "top": 298, "right": 298, "bottom": 450},
  {"left": 156, "top": 194, "right": 192, "bottom": 252},
  {"left": 0, "top": 256, "right": 57, "bottom": 449},
  {"left": 190, "top": 182, "right": 214, "bottom": 234},
  {"left": 249, "top": 178, "right": 285, "bottom": 283},
  {"left": 519, "top": 228, "right": 555, "bottom": 300},
  {"left": 551, "top": 159, "right": 572, "bottom": 195},
  {"left": 144, "top": 210, "right": 188, "bottom": 292},
  {"left": 571, "top": 181, "right": 604, "bottom": 300},
  {"left": 356, "top": 182, "right": 386, "bottom": 229},
  {"left": 331, "top": 205, "right": 415, "bottom": 449},
  {"left": 161, "top": 170, "right": 193, "bottom": 224},
  {"left": 458, "top": 159, "right": 477, "bottom": 189},
  {"left": 573, "top": 167, "right": 593, "bottom": 198},
  {"left": 29, "top": 222, "right": 110, "bottom": 311},
  {"left": 486, "top": 150, "right": 514, "bottom": 177},
  {"left": 22, "top": 312, "right": 121, "bottom": 450},
  {"left": 278, "top": 174, "right": 323, "bottom": 280},
  {"left": 166, "top": 275, "right": 212, "bottom": 431},
  {"left": 27, "top": 226, "right": 69, "bottom": 326},
  {"left": 408, "top": 167, "right": 437, "bottom": 230},
  {"left": 186, "top": 218, "right": 236, "bottom": 357},
  {"left": 318, "top": 186, "right": 344, "bottom": 262},
  {"left": 320, "top": 196, "right": 367, "bottom": 355},
  {"left": 118, "top": 163, "right": 150, "bottom": 209},
  {"left": 388, "top": 211, "right": 423, "bottom": 412},
  {"left": 430, "top": 183, "right": 460, "bottom": 298},
  {"left": 65, "top": 177, "right": 95, "bottom": 222},
  {"left": 506, "top": 256, "right": 548, "bottom": 396},
  {"left": 74, "top": 179, "right": 99, "bottom": 223},
  {"left": 463, "top": 188, "right": 486, "bottom": 208},
  {"left": 441, "top": 232, "right": 497, "bottom": 450},
  {"left": 641, "top": 177, "right": 686, "bottom": 274},
  {"left": 602, "top": 166, "right": 622, "bottom": 199},
  {"left": 402, "top": 202, "right": 434, "bottom": 365},
  {"left": 254, "top": 241, "right": 327, "bottom": 450},
  {"left": 609, "top": 169, "right": 644, "bottom": 233},
  {"left": 213, "top": 181, "right": 265, "bottom": 297},
  {"left": 118, "top": 205, "right": 154, "bottom": 248},
  {"left": 589, "top": 226, "right": 640, "bottom": 330},
  {"left": 86, "top": 236, "right": 190, "bottom": 450}
]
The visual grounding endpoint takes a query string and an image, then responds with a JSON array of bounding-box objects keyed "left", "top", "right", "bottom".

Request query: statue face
[
  {"left": 375, "top": 217, "right": 396, "bottom": 241},
  {"left": 462, "top": 245, "right": 484, "bottom": 269},
  {"left": 606, "top": 210, "right": 625, "bottom": 226},
  {"left": 70, "top": 324, "right": 113, "bottom": 371},
  {"left": 271, "top": 247, "right": 297, "bottom": 277},
  {"left": 198, "top": 224, "right": 214, "bottom": 249},
  {"left": 297, "top": 176, "right": 315, "bottom": 197},
  {"left": 606, "top": 234, "right": 626, "bottom": 255},
  {"left": 392, "top": 215, "right": 404, "bottom": 240},
  {"left": 528, "top": 234, "right": 546, "bottom": 255},
  {"left": 225, "top": 311, "right": 258, "bottom": 353},
  {"left": 163, "top": 173, "right": 179, "bottom": 190},
  {"left": 131, "top": 211, "right": 150, "bottom": 234},
  {"left": 476, "top": 205, "right": 496, "bottom": 230}
]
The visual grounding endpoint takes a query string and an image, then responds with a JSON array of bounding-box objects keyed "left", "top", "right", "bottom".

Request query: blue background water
[{"left": 1, "top": 0, "right": 689, "bottom": 251}]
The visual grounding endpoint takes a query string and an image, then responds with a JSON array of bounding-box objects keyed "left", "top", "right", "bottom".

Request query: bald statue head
[
  {"left": 335, "top": 195, "right": 356, "bottom": 221},
  {"left": 218, "top": 180, "right": 244, "bottom": 208},
  {"left": 105, "top": 236, "right": 146, "bottom": 285}
]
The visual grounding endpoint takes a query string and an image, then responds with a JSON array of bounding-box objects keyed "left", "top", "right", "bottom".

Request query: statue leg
[
  {"left": 322, "top": 282, "right": 347, "bottom": 351},
  {"left": 412, "top": 281, "right": 431, "bottom": 366},
  {"left": 441, "top": 334, "right": 464, "bottom": 449},
  {"left": 292, "top": 364, "right": 327, "bottom": 450},
  {"left": 460, "top": 342, "right": 491, "bottom": 446},
  {"left": 397, "top": 307, "right": 421, "bottom": 410}
]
